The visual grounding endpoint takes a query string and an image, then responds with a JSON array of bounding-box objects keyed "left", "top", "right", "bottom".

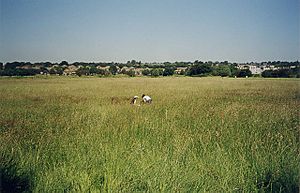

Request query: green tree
[
  {"left": 142, "top": 69, "right": 151, "bottom": 76},
  {"left": 49, "top": 68, "right": 56, "bottom": 75},
  {"left": 98, "top": 69, "right": 110, "bottom": 76},
  {"left": 60, "top": 61, "right": 68, "bottom": 66},
  {"left": 163, "top": 67, "right": 175, "bottom": 76},
  {"left": 76, "top": 67, "right": 89, "bottom": 76},
  {"left": 229, "top": 65, "right": 238, "bottom": 77},
  {"left": 261, "top": 70, "right": 274, "bottom": 77},
  {"left": 236, "top": 69, "right": 252, "bottom": 77},
  {"left": 54, "top": 66, "right": 64, "bottom": 75},
  {"left": 187, "top": 63, "right": 213, "bottom": 76},
  {"left": 89, "top": 66, "right": 99, "bottom": 75},
  {"left": 213, "top": 65, "right": 231, "bottom": 77},
  {"left": 150, "top": 68, "right": 160, "bottom": 77},
  {"left": 40, "top": 66, "right": 49, "bottom": 74},
  {"left": 109, "top": 65, "right": 118, "bottom": 75},
  {"left": 126, "top": 69, "right": 136, "bottom": 77}
]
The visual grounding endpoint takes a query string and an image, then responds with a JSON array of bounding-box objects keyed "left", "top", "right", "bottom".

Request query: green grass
[{"left": 0, "top": 77, "right": 299, "bottom": 192}]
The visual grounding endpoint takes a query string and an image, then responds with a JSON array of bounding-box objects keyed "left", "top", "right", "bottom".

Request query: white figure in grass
[
  {"left": 142, "top": 94, "right": 152, "bottom": 104},
  {"left": 130, "top": 96, "right": 139, "bottom": 105}
]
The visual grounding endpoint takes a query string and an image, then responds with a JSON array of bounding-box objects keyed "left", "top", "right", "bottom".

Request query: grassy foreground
[{"left": 0, "top": 77, "right": 299, "bottom": 192}]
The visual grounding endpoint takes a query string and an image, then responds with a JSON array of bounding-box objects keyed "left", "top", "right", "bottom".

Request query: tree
[
  {"left": 0, "top": 62, "right": 3, "bottom": 70},
  {"left": 49, "top": 68, "right": 56, "bottom": 75},
  {"left": 76, "top": 67, "right": 89, "bottom": 76},
  {"left": 261, "top": 69, "right": 297, "bottom": 78},
  {"left": 142, "top": 69, "right": 151, "bottom": 76},
  {"left": 213, "top": 65, "right": 231, "bottom": 77},
  {"left": 0, "top": 68, "right": 40, "bottom": 76},
  {"left": 187, "top": 63, "right": 213, "bottom": 76},
  {"left": 236, "top": 69, "right": 252, "bottom": 77},
  {"left": 54, "top": 66, "right": 64, "bottom": 75},
  {"left": 98, "top": 69, "right": 110, "bottom": 76},
  {"left": 126, "top": 69, "right": 136, "bottom": 77},
  {"left": 229, "top": 64, "right": 238, "bottom": 77},
  {"left": 131, "top": 60, "right": 136, "bottom": 65},
  {"left": 89, "top": 66, "right": 99, "bottom": 75},
  {"left": 261, "top": 70, "right": 274, "bottom": 77},
  {"left": 163, "top": 67, "right": 175, "bottom": 76},
  {"left": 40, "top": 66, "right": 49, "bottom": 74},
  {"left": 60, "top": 61, "right": 68, "bottom": 66},
  {"left": 150, "top": 68, "right": 160, "bottom": 77},
  {"left": 109, "top": 65, "right": 118, "bottom": 75},
  {"left": 4, "top": 62, "right": 24, "bottom": 69}
]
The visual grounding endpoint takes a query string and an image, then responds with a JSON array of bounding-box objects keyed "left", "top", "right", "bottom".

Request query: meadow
[{"left": 0, "top": 76, "right": 299, "bottom": 192}]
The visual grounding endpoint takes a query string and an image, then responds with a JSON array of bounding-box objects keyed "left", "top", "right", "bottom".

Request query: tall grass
[{"left": 0, "top": 77, "right": 299, "bottom": 192}]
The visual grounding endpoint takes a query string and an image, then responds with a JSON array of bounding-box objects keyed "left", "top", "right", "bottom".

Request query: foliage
[
  {"left": 236, "top": 69, "right": 252, "bottom": 77},
  {"left": 76, "top": 67, "right": 90, "bottom": 76},
  {"left": 150, "top": 68, "right": 163, "bottom": 77},
  {"left": 187, "top": 63, "right": 213, "bottom": 76},
  {"left": 163, "top": 67, "right": 175, "bottom": 76},
  {"left": 89, "top": 66, "right": 98, "bottom": 75},
  {"left": 262, "top": 68, "right": 300, "bottom": 78},
  {"left": 126, "top": 69, "right": 136, "bottom": 77},
  {"left": 40, "top": 66, "right": 49, "bottom": 74},
  {"left": 142, "top": 69, "right": 151, "bottom": 76},
  {"left": 97, "top": 69, "right": 110, "bottom": 76},
  {"left": 109, "top": 65, "right": 118, "bottom": 75},
  {"left": 60, "top": 61, "right": 68, "bottom": 66},
  {"left": 54, "top": 66, "right": 64, "bottom": 75},
  {"left": 0, "top": 61, "right": 299, "bottom": 78},
  {"left": 0, "top": 68, "right": 41, "bottom": 76},
  {"left": 213, "top": 65, "right": 232, "bottom": 77}
]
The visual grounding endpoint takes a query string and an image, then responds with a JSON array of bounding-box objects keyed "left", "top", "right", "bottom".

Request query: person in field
[
  {"left": 130, "top": 96, "right": 139, "bottom": 105},
  {"left": 142, "top": 94, "right": 152, "bottom": 104}
]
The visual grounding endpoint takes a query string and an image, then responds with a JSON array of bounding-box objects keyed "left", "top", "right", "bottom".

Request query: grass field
[{"left": 0, "top": 76, "right": 299, "bottom": 192}]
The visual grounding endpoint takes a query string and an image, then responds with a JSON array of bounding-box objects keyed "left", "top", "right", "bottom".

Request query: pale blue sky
[{"left": 0, "top": 0, "right": 299, "bottom": 63}]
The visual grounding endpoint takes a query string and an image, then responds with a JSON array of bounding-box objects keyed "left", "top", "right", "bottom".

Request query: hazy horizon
[{"left": 1, "top": 0, "right": 299, "bottom": 63}]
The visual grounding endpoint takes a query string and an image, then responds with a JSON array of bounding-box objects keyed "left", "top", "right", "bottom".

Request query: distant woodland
[{"left": 0, "top": 60, "right": 299, "bottom": 78}]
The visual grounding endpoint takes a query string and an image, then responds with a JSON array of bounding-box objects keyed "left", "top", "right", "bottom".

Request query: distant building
[
  {"left": 237, "top": 64, "right": 279, "bottom": 75},
  {"left": 63, "top": 65, "right": 78, "bottom": 75},
  {"left": 175, "top": 67, "right": 187, "bottom": 74},
  {"left": 248, "top": 65, "right": 263, "bottom": 74}
]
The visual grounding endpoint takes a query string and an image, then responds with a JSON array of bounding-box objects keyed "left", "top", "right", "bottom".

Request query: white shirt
[{"left": 143, "top": 95, "right": 152, "bottom": 103}]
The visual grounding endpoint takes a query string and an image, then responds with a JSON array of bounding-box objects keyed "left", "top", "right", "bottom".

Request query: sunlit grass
[{"left": 0, "top": 77, "right": 299, "bottom": 192}]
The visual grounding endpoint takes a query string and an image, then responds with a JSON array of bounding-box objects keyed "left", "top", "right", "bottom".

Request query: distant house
[
  {"left": 63, "top": 65, "right": 78, "bottom": 75},
  {"left": 134, "top": 68, "right": 144, "bottom": 76},
  {"left": 237, "top": 64, "right": 263, "bottom": 75},
  {"left": 248, "top": 65, "right": 263, "bottom": 75},
  {"left": 175, "top": 67, "right": 187, "bottom": 74},
  {"left": 96, "top": 66, "right": 110, "bottom": 70}
]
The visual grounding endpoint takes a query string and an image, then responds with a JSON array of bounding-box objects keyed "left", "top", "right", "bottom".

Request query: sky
[{"left": 0, "top": 0, "right": 299, "bottom": 63}]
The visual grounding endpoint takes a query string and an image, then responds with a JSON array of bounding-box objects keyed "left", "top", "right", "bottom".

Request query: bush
[
  {"left": 150, "top": 68, "right": 163, "bottom": 77},
  {"left": 142, "top": 69, "right": 151, "bottom": 76},
  {"left": 262, "top": 68, "right": 299, "bottom": 78},
  {"left": 236, "top": 69, "right": 252, "bottom": 77},
  {"left": 0, "top": 68, "right": 40, "bottom": 76},
  {"left": 187, "top": 63, "right": 213, "bottom": 76},
  {"left": 213, "top": 65, "right": 231, "bottom": 77},
  {"left": 163, "top": 67, "right": 175, "bottom": 76},
  {"left": 76, "top": 67, "right": 90, "bottom": 76},
  {"left": 126, "top": 69, "right": 136, "bottom": 77}
]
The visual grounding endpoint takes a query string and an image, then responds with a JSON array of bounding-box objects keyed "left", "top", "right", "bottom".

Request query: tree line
[{"left": 0, "top": 60, "right": 299, "bottom": 78}]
